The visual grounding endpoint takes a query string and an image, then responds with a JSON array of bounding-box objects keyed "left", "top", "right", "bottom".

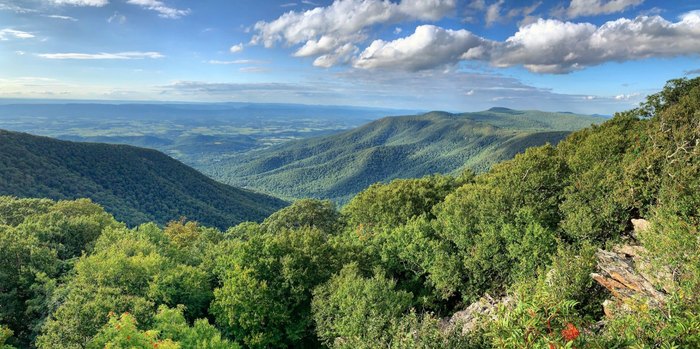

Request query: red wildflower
[
  {"left": 549, "top": 343, "right": 556, "bottom": 349},
  {"left": 561, "top": 323, "right": 580, "bottom": 342}
]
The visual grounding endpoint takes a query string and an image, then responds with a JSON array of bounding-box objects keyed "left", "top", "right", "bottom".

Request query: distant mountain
[
  {"left": 0, "top": 129, "right": 286, "bottom": 228},
  {"left": 0, "top": 101, "right": 413, "bottom": 169},
  {"left": 207, "top": 109, "right": 603, "bottom": 202}
]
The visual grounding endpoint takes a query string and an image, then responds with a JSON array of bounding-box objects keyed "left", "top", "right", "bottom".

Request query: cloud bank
[{"left": 252, "top": 1, "right": 700, "bottom": 74}]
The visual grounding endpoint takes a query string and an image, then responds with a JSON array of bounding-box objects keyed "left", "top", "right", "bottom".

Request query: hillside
[
  {"left": 207, "top": 108, "right": 603, "bottom": 202},
  {"left": 0, "top": 129, "right": 286, "bottom": 228}
]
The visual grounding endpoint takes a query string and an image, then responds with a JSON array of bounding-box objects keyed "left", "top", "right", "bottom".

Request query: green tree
[
  {"left": 212, "top": 227, "right": 341, "bottom": 348},
  {"left": 343, "top": 175, "right": 462, "bottom": 233},
  {"left": 311, "top": 263, "right": 413, "bottom": 348},
  {"left": 262, "top": 199, "right": 343, "bottom": 235}
]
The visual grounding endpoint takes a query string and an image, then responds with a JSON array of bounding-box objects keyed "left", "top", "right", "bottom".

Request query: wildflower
[{"left": 561, "top": 323, "right": 580, "bottom": 342}]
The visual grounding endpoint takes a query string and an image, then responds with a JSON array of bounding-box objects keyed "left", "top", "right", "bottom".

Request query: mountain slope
[
  {"left": 208, "top": 109, "right": 603, "bottom": 202},
  {"left": 0, "top": 129, "right": 286, "bottom": 228}
]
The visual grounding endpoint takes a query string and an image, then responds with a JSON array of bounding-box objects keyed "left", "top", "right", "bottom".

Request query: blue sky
[{"left": 1, "top": 0, "right": 699, "bottom": 114}]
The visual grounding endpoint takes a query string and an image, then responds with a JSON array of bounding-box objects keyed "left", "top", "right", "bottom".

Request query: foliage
[
  {"left": 311, "top": 263, "right": 413, "bottom": 347},
  {"left": 36, "top": 220, "right": 217, "bottom": 348},
  {"left": 211, "top": 226, "right": 341, "bottom": 348},
  {"left": 88, "top": 306, "right": 238, "bottom": 349},
  {"left": 0, "top": 326, "right": 17, "bottom": 349},
  {"left": 343, "top": 174, "right": 464, "bottom": 232},
  {"left": 262, "top": 199, "right": 343, "bottom": 235}
]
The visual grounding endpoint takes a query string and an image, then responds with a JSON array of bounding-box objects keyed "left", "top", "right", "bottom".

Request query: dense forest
[
  {"left": 0, "top": 131, "right": 286, "bottom": 228},
  {"left": 208, "top": 109, "right": 602, "bottom": 202},
  {"left": 1, "top": 77, "right": 699, "bottom": 348}
]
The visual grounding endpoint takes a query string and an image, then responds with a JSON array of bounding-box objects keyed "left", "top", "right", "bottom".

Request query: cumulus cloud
[
  {"left": 354, "top": 25, "right": 487, "bottom": 71},
  {"left": 492, "top": 12, "right": 700, "bottom": 73},
  {"left": 313, "top": 43, "right": 358, "bottom": 68},
  {"left": 230, "top": 43, "right": 244, "bottom": 53},
  {"left": 37, "top": 51, "right": 164, "bottom": 59},
  {"left": 126, "top": 0, "right": 190, "bottom": 19},
  {"left": 0, "top": 28, "right": 35, "bottom": 40},
  {"left": 350, "top": 11, "right": 700, "bottom": 74},
  {"left": 249, "top": 1, "right": 700, "bottom": 75},
  {"left": 566, "top": 0, "right": 644, "bottom": 19},
  {"left": 50, "top": 0, "right": 108, "bottom": 6},
  {"left": 251, "top": 0, "right": 456, "bottom": 58}
]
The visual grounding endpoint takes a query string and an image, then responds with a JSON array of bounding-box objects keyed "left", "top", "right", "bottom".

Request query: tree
[
  {"left": 262, "top": 199, "right": 343, "bottom": 235},
  {"left": 311, "top": 263, "right": 412, "bottom": 348},
  {"left": 212, "top": 227, "right": 341, "bottom": 348},
  {"left": 343, "top": 175, "right": 462, "bottom": 233}
]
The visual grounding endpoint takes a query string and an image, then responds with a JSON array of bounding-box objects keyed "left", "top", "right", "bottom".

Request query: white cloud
[
  {"left": 354, "top": 25, "right": 487, "bottom": 71},
  {"left": 0, "top": 28, "right": 35, "bottom": 40},
  {"left": 313, "top": 43, "right": 358, "bottom": 68},
  {"left": 566, "top": 0, "right": 644, "bottom": 19},
  {"left": 108, "top": 12, "right": 126, "bottom": 24},
  {"left": 250, "top": 2, "right": 700, "bottom": 75},
  {"left": 251, "top": 0, "right": 456, "bottom": 58},
  {"left": 614, "top": 93, "right": 640, "bottom": 100},
  {"left": 485, "top": 0, "right": 503, "bottom": 26},
  {"left": 37, "top": 51, "right": 164, "bottom": 59},
  {"left": 229, "top": 43, "right": 244, "bottom": 53},
  {"left": 492, "top": 12, "right": 700, "bottom": 73},
  {"left": 46, "top": 14, "right": 78, "bottom": 21},
  {"left": 294, "top": 36, "right": 341, "bottom": 57},
  {"left": 50, "top": 0, "right": 108, "bottom": 6},
  {"left": 126, "top": 0, "right": 190, "bottom": 19}
]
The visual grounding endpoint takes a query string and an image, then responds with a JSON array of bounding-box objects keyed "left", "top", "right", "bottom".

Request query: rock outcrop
[
  {"left": 591, "top": 219, "right": 673, "bottom": 316},
  {"left": 441, "top": 294, "right": 512, "bottom": 334}
]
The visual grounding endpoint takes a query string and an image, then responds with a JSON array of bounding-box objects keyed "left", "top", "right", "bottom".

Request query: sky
[{"left": 1, "top": 0, "right": 699, "bottom": 114}]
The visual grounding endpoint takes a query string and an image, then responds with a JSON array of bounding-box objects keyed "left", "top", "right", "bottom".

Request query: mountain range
[{"left": 206, "top": 108, "right": 604, "bottom": 202}]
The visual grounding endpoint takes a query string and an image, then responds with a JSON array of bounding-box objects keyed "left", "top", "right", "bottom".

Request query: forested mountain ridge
[
  {"left": 0, "top": 129, "right": 286, "bottom": 228},
  {"left": 208, "top": 108, "right": 603, "bottom": 202}
]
